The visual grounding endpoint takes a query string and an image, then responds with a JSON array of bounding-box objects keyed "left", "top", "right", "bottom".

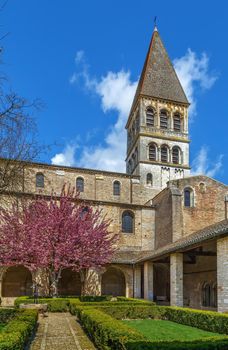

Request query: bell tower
[{"left": 126, "top": 27, "right": 190, "bottom": 189}]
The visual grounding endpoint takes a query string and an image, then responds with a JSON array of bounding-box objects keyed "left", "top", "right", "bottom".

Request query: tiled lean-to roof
[
  {"left": 129, "top": 28, "right": 189, "bottom": 118},
  {"left": 112, "top": 220, "right": 228, "bottom": 264}
]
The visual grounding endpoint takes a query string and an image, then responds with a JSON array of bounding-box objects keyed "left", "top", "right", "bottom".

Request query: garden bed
[
  {"left": 13, "top": 296, "right": 228, "bottom": 349},
  {"left": 69, "top": 302, "right": 228, "bottom": 349},
  {"left": 0, "top": 308, "right": 38, "bottom": 350}
]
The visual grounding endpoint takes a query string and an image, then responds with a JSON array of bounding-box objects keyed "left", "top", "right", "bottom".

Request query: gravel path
[{"left": 29, "top": 312, "right": 96, "bottom": 350}]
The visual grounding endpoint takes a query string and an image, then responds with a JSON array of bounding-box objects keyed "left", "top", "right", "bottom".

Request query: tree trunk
[{"left": 49, "top": 269, "right": 62, "bottom": 297}]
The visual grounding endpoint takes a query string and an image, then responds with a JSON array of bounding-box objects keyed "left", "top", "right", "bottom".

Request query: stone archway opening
[
  {"left": 154, "top": 262, "right": 170, "bottom": 304},
  {"left": 58, "top": 269, "right": 81, "bottom": 296},
  {"left": 2, "top": 265, "right": 33, "bottom": 297},
  {"left": 101, "top": 267, "right": 126, "bottom": 296}
]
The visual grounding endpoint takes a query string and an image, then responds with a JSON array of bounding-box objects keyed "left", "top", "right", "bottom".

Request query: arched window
[
  {"left": 160, "top": 110, "right": 168, "bottom": 129},
  {"left": 149, "top": 143, "right": 156, "bottom": 161},
  {"left": 146, "top": 108, "right": 154, "bottom": 127},
  {"left": 202, "top": 282, "right": 217, "bottom": 308},
  {"left": 184, "top": 187, "right": 194, "bottom": 207},
  {"left": 161, "top": 145, "right": 168, "bottom": 163},
  {"left": 36, "top": 172, "right": 44, "bottom": 188},
  {"left": 146, "top": 173, "right": 153, "bottom": 186},
  {"left": 173, "top": 113, "right": 181, "bottom": 131},
  {"left": 202, "top": 283, "right": 211, "bottom": 307},
  {"left": 122, "top": 211, "right": 134, "bottom": 233},
  {"left": 172, "top": 146, "right": 180, "bottom": 164},
  {"left": 76, "top": 177, "right": 84, "bottom": 192},
  {"left": 113, "top": 181, "right": 121, "bottom": 196}
]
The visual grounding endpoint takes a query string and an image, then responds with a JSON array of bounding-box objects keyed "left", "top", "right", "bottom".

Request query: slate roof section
[
  {"left": 111, "top": 250, "right": 143, "bottom": 264},
  {"left": 112, "top": 220, "right": 228, "bottom": 264},
  {"left": 136, "top": 219, "right": 228, "bottom": 263},
  {"left": 129, "top": 29, "right": 189, "bottom": 118}
]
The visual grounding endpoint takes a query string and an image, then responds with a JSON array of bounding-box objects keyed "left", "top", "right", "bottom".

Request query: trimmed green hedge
[
  {"left": 0, "top": 309, "right": 38, "bottom": 350},
  {"left": 75, "top": 307, "right": 145, "bottom": 349},
  {"left": 96, "top": 305, "right": 164, "bottom": 320},
  {"left": 15, "top": 296, "right": 155, "bottom": 312},
  {"left": 14, "top": 296, "right": 80, "bottom": 311},
  {"left": 164, "top": 307, "right": 228, "bottom": 335},
  {"left": 116, "top": 297, "right": 151, "bottom": 303},
  {"left": 79, "top": 295, "right": 113, "bottom": 302},
  {"left": 0, "top": 309, "right": 17, "bottom": 324},
  {"left": 70, "top": 304, "right": 228, "bottom": 350}
]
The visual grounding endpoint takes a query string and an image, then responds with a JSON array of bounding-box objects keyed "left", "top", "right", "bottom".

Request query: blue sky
[{"left": 2, "top": 0, "right": 228, "bottom": 184}]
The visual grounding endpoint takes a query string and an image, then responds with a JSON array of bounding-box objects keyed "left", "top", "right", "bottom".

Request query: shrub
[
  {"left": 47, "top": 299, "right": 69, "bottom": 312},
  {"left": 75, "top": 307, "right": 145, "bottom": 349},
  {"left": 116, "top": 297, "right": 153, "bottom": 303},
  {"left": 96, "top": 305, "right": 164, "bottom": 320},
  {"left": 0, "top": 309, "right": 17, "bottom": 324},
  {"left": 0, "top": 309, "right": 38, "bottom": 350},
  {"left": 14, "top": 296, "right": 80, "bottom": 310},
  {"left": 70, "top": 304, "right": 228, "bottom": 350},
  {"left": 163, "top": 307, "right": 228, "bottom": 335},
  {"left": 79, "top": 295, "right": 113, "bottom": 302}
]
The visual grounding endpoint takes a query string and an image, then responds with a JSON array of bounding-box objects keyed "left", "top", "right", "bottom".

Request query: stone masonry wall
[
  {"left": 170, "top": 176, "right": 228, "bottom": 236},
  {"left": 153, "top": 188, "right": 172, "bottom": 249}
]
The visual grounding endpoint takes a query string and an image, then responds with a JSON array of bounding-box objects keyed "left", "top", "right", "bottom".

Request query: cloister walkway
[{"left": 29, "top": 312, "right": 96, "bottom": 350}]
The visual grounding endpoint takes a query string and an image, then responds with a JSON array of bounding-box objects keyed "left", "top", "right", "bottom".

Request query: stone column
[
  {"left": 217, "top": 237, "right": 228, "bottom": 312},
  {"left": 34, "top": 268, "right": 50, "bottom": 297},
  {"left": 144, "top": 261, "right": 154, "bottom": 300},
  {"left": 134, "top": 265, "right": 141, "bottom": 298},
  {"left": 170, "top": 253, "right": 183, "bottom": 307}
]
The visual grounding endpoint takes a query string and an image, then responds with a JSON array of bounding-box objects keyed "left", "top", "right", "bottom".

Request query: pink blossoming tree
[{"left": 0, "top": 186, "right": 118, "bottom": 296}]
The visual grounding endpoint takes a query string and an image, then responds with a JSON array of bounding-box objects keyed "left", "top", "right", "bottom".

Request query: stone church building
[{"left": 0, "top": 28, "right": 228, "bottom": 312}]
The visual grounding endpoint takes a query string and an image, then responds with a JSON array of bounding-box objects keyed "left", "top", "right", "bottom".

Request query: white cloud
[
  {"left": 78, "top": 70, "right": 138, "bottom": 172},
  {"left": 51, "top": 144, "right": 76, "bottom": 167},
  {"left": 75, "top": 50, "right": 85, "bottom": 64},
  {"left": 174, "top": 49, "right": 217, "bottom": 117},
  {"left": 52, "top": 49, "right": 218, "bottom": 173},
  {"left": 191, "top": 146, "right": 223, "bottom": 177}
]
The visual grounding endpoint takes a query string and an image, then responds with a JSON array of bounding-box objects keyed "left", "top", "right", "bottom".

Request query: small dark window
[
  {"left": 149, "top": 144, "right": 156, "bottom": 161},
  {"left": 146, "top": 108, "right": 154, "bottom": 127},
  {"left": 172, "top": 147, "right": 180, "bottom": 164},
  {"left": 76, "top": 177, "right": 84, "bottom": 192},
  {"left": 36, "top": 173, "right": 44, "bottom": 188},
  {"left": 80, "top": 206, "right": 89, "bottom": 219},
  {"left": 202, "top": 282, "right": 217, "bottom": 308},
  {"left": 160, "top": 110, "right": 168, "bottom": 129},
  {"left": 161, "top": 145, "right": 168, "bottom": 163},
  {"left": 146, "top": 173, "right": 153, "bottom": 186},
  {"left": 202, "top": 283, "right": 211, "bottom": 307},
  {"left": 122, "top": 211, "right": 134, "bottom": 233},
  {"left": 184, "top": 188, "right": 194, "bottom": 207},
  {"left": 173, "top": 114, "right": 181, "bottom": 131},
  {"left": 113, "top": 181, "right": 121, "bottom": 196}
]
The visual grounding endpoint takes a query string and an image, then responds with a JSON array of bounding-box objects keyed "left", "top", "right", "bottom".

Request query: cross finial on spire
[{"left": 154, "top": 16, "right": 158, "bottom": 32}]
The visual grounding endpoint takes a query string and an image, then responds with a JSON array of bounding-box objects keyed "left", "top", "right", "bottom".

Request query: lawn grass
[{"left": 122, "top": 319, "right": 222, "bottom": 342}]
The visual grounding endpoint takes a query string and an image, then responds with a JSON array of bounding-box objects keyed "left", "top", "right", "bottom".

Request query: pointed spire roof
[{"left": 129, "top": 28, "right": 189, "bottom": 117}]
